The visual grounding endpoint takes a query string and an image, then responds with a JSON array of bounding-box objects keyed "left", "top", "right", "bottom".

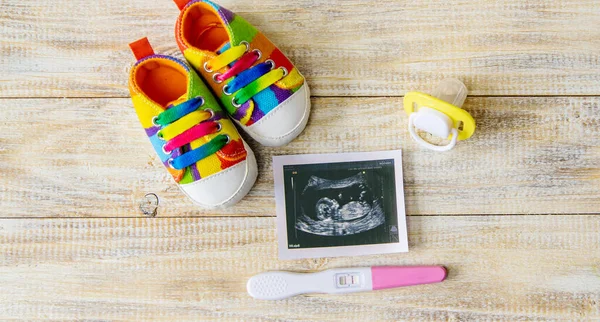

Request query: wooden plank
[
  {"left": 1, "top": 96, "right": 599, "bottom": 218},
  {"left": 0, "top": 215, "right": 598, "bottom": 320},
  {"left": 1, "top": 0, "right": 600, "bottom": 97}
]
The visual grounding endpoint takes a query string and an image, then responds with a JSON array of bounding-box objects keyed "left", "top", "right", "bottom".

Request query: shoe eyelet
[
  {"left": 205, "top": 108, "right": 215, "bottom": 120},
  {"left": 212, "top": 73, "right": 223, "bottom": 84},
  {"left": 224, "top": 134, "right": 231, "bottom": 144},
  {"left": 198, "top": 96, "right": 205, "bottom": 106},
  {"left": 152, "top": 116, "right": 159, "bottom": 126},
  {"left": 162, "top": 144, "right": 170, "bottom": 155},
  {"left": 265, "top": 59, "right": 275, "bottom": 70},
  {"left": 222, "top": 85, "right": 233, "bottom": 96},
  {"left": 240, "top": 41, "right": 250, "bottom": 52},
  {"left": 253, "top": 49, "right": 262, "bottom": 60},
  {"left": 203, "top": 61, "right": 213, "bottom": 73},
  {"left": 279, "top": 66, "right": 288, "bottom": 77},
  {"left": 215, "top": 121, "right": 222, "bottom": 132},
  {"left": 232, "top": 97, "right": 242, "bottom": 108},
  {"left": 167, "top": 158, "right": 175, "bottom": 169}
]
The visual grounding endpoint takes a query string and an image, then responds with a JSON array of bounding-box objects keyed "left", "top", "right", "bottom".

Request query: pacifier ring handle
[{"left": 408, "top": 113, "right": 458, "bottom": 152}]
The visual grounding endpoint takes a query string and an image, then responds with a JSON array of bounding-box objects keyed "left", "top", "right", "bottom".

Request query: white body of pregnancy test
[{"left": 247, "top": 266, "right": 447, "bottom": 300}]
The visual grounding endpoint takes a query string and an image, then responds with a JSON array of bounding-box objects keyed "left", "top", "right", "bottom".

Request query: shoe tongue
[
  {"left": 165, "top": 93, "right": 188, "bottom": 110},
  {"left": 163, "top": 93, "right": 187, "bottom": 164},
  {"left": 216, "top": 41, "right": 231, "bottom": 54}
]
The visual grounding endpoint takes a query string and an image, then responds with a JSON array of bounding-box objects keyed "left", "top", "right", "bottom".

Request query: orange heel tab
[
  {"left": 174, "top": 0, "right": 190, "bottom": 10},
  {"left": 129, "top": 37, "right": 155, "bottom": 61}
]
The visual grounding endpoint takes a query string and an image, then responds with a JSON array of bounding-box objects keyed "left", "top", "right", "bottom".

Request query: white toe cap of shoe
[
  {"left": 178, "top": 146, "right": 258, "bottom": 208},
  {"left": 242, "top": 83, "right": 311, "bottom": 147}
]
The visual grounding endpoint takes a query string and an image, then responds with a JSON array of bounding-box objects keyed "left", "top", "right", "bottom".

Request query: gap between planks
[
  {"left": 0, "top": 213, "right": 599, "bottom": 220},
  {"left": 3, "top": 95, "right": 600, "bottom": 100}
]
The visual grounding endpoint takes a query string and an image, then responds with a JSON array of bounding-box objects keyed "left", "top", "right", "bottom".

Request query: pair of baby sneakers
[{"left": 128, "top": 0, "right": 310, "bottom": 208}]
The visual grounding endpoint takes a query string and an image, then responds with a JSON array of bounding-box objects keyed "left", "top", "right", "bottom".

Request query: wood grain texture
[
  {"left": 2, "top": 0, "right": 600, "bottom": 97},
  {"left": 0, "top": 216, "right": 598, "bottom": 320},
  {"left": 2, "top": 0, "right": 599, "bottom": 319},
  {"left": 1, "top": 96, "right": 598, "bottom": 218}
]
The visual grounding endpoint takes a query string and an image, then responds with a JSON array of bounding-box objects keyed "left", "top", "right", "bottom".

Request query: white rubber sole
[{"left": 177, "top": 141, "right": 258, "bottom": 209}]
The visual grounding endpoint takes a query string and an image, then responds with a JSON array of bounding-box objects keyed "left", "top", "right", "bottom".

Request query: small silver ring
[
  {"left": 279, "top": 66, "right": 288, "bottom": 77},
  {"left": 212, "top": 73, "right": 223, "bottom": 84},
  {"left": 167, "top": 158, "right": 175, "bottom": 169},
  {"left": 253, "top": 49, "right": 262, "bottom": 60},
  {"left": 265, "top": 59, "right": 275, "bottom": 69},
  {"left": 215, "top": 121, "right": 222, "bottom": 132},
  {"left": 203, "top": 61, "right": 213, "bottom": 73},
  {"left": 198, "top": 96, "right": 205, "bottom": 106},
  {"left": 139, "top": 193, "right": 159, "bottom": 217},
  {"left": 222, "top": 85, "right": 232, "bottom": 96},
  {"left": 224, "top": 134, "right": 231, "bottom": 144},
  {"left": 152, "top": 116, "right": 159, "bottom": 126}
]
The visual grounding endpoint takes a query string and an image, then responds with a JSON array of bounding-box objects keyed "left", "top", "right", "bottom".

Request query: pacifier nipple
[
  {"left": 404, "top": 78, "right": 476, "bottom": 152},
  {"left": 431, "top": 78, "right": 468, "bottom": 109}
]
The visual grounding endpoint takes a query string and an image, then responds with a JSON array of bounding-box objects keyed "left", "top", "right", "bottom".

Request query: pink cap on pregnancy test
[
  {"left": 247, "top": 266, "right": 447, "bottom": 300},
  {"left": 371, "top": 266, "right": 447, "bottom": 290}
]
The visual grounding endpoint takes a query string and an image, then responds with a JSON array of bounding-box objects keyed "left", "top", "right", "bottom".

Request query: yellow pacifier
[{"left": 404, "top": 79, "right": 476, "bottom": 151}]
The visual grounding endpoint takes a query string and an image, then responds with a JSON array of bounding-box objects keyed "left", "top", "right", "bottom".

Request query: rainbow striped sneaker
[
  {"left": 173, "top": 0, "right": 310, "bottom": 147},
  {"left": 127, "top": 38, "right": 257, "bottom": 208}
]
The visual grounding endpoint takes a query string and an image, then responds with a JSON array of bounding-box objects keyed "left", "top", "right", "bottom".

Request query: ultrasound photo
[
  {"left": 282, "top": 159, "right": 399, "bottom": 250},
  {"left": 273, "top": 151, "right": 407, "bottom": 259}
]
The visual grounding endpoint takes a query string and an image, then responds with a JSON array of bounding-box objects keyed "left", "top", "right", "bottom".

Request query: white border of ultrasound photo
[{"left": 272, "top": 150, "right": 408, "bottom": 260}]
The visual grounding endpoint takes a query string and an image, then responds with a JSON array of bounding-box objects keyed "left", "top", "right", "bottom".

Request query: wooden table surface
[{"left": 1, "top": 0, "right": 599, "bottom": 320}]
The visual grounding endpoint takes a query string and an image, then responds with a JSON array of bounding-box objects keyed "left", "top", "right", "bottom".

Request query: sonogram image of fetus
[{"left": 295, "top": 172, "right": 385, "bottom": 236}]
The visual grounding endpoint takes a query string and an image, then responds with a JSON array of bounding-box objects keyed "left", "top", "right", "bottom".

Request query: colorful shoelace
[
  {"left": 204, "top": 41, "right": 287, "bottom": 111},
  {"left": 153, "top": 97, "right": 229, "bottom": 170}
]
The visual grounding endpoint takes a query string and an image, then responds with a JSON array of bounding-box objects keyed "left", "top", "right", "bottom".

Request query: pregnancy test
[{"left": 247, "top": 266, "right": 447, "bottom": 300}]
